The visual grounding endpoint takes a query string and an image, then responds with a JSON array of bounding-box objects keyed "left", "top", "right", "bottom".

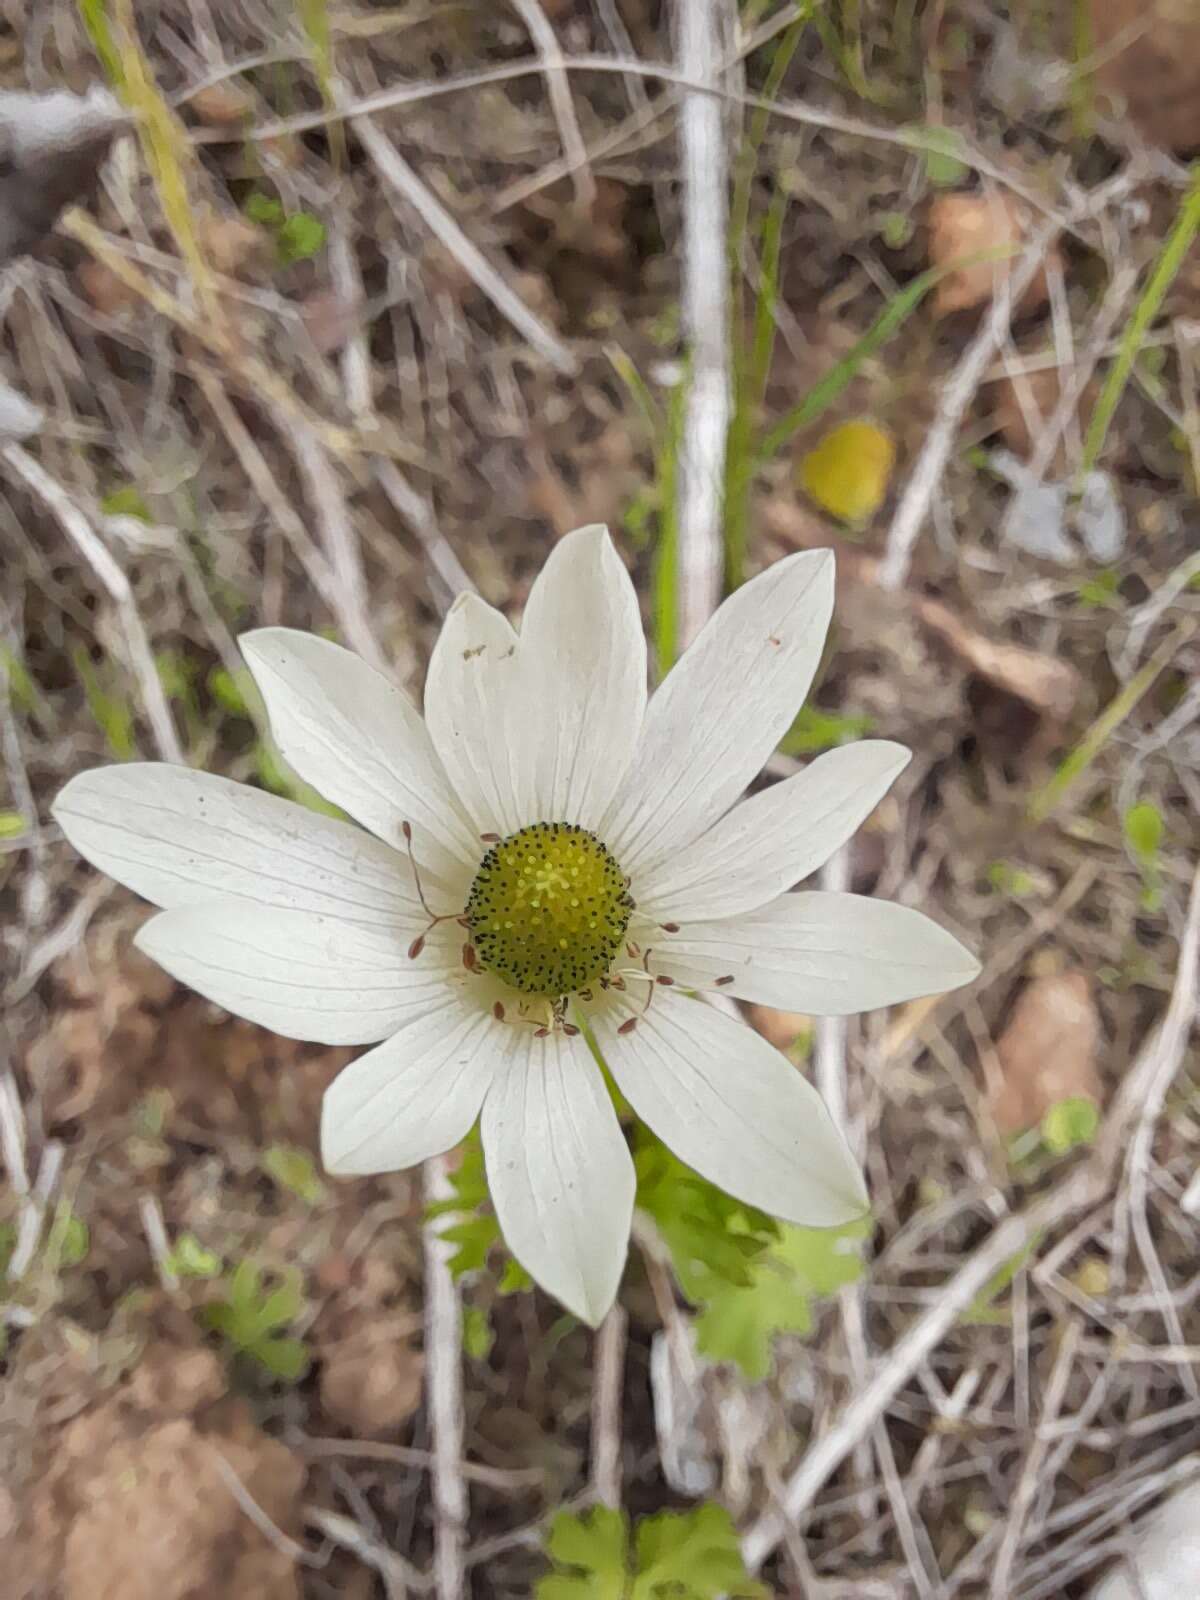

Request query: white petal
[
  {"left": 635, "top": 740, "right": 910, "bottom": 922},
  {"left": 516, "top": 526, "right": 647, "bottom": 826},
  {"left": 594, "top": 990, "right": 867, "bottom": 1227},
  {"left": 240, "top": 628, "right": 477, "bottom": 879},
  {"left": 135, "top": 903, "right": 457, "bottom": 1046},
  {"left": 481, "top": 1028, "right": 633, "bottom": 1326},
  {"left": 423, "top": 591, "right": 528, "bottom": 838},
  {"left": 53, "top": 763, "right": 422, "bottom": 926},
  {"left": 321, "top": 999, "right": 501, "bottom": 1174},
  {"left": 662, "top": 892, "right": 982, "bottom": 1015},
  {"left": 602, "top": 549, "right": 835, "bottom": 877}
]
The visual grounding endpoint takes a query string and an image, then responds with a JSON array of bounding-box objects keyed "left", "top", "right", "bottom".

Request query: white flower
[{"left": 53, "top": 527, "right": 979, "bottom": 1325}]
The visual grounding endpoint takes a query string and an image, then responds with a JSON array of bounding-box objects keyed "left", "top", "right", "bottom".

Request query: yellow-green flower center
[{"left": 465, "top": 822, "right": 634, "bottom": 997}]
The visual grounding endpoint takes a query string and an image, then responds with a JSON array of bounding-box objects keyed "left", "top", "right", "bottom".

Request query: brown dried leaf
[
  {"left": 914, "top": 594, "right": 1081, "bottom": 720},
  {"left": 928, "top": 193, "right": 1057, "bottom": 318},
  {"left": 989, "top": 972, "right": 1103, "bottom": 1136}
]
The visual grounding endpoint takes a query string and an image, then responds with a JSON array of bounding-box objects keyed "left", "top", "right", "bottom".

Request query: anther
[
  {"left": 661, "top": 922, "right": 680, "bottom": 933},
  {"left": 715, "top": 974, "right": 734, "bottom": 986},
  {"left": 656, "top": 975, "right": 675, "bottom": 986},
  {"left": 493, "top": 1001, "right": 506, "bottom": 1021},
  {"left": 617, "top": 1017, "right": 638, "bottom": 1035},
  {"left": 463, "top": 943, "right": 478, "bottom": 972}
]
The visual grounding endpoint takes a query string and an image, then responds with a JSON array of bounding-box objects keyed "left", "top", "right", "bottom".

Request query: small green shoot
[
  {"left": 538, "top": 1503, "right": 766, "bottom": 1600},
  {"left": 166, "top": 1232, "right": 223, "bottom": 1279},
  {"left": 245, "top": 190, "right": 327, "bottom": 265},
  {"left": 44, "top": 1204, "right": 90, "bottom": 1271},
  {"left": 1077, "top": 568, "right": 1121, "bottom": 609},
  {"left": 101, "top": 484, "right": 152, "bottom": 521},
  {"left": 262, "top": 1144, "right": 327, "bottom": 1207},
  {"left": 986, "top": 861, "right": 1039, "bottom": 899},
  {"left": 904, "top": 123, "right": 970, "bottom": 187},
  {"left": 1040, "top": 1096, "right": 1100, "bottom": 1156},
  {"left": 462, "top": 1304, "right": 494, "bottom": 1361},
  {"left": 1123, "top": 800, "right": 1164, "bottom": 910},
  {"left": 0, "top": 812, "right": 27, "bottom": 839},
  {"left": 203, "top": 1260, "right": 310, "bottom": 1380},
  {"left": 73, "top": 649, "right": 137, "bottom": 759},
  {"left": 961, "top": 1236, "right": 1039, "bottom": 1327}
]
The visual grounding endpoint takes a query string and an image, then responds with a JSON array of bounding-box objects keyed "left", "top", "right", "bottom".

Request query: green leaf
[
  {"left": 245, "top": 191, "right": 284, "bottom": 226},
  {"left": 424, "top": 1130, "right": 531, "bottom": 1292},
  {"left": 0, "top": 811, "right": 27, "bottom": 839},
  {"left": 695, "top": 1220, "right": 868, "bottom": 1380},
  {"left": 461, "top": 1304, "right": 494, "bottom": 1361},
  {"left": 1040, "top": 1096, "right": 1100, "bottom": 1155},
  {"left": 262, "top": 1144, "right": 327, "bottom": 1206},
  {"left": 277, "top": 211, "right": 327, "bottom": 264},
  {"left": 208, "top": 665, "right": 252, "bottom": 717},
  {"left": 74, "top": 648, "right": 137, "bottom": 760},
  {"left": 539, "top": 1504, "right": 765, "bottom": 1600},
  {"left": 635, "top": 1128, "right": 775, "bottom": 1303},
  {"left": 539, "top": 1506, "right": 629, "bottom": 1600},
  {"left": 634, "top": 1504, "right": 767, "bottom": 1598},
  {"left": 906, "top": 123, "right": 969, "bottom": 187},
  {"left": 204, "top": 1260, "right": 309, "bottom": 1380},
  {"left": 101, "top": 485, "right": 152, "bottom": 521},
  {"left": 1123, "top": 802, "right": 1163, "bottom": 864},
  {"left": 167, "top": 1232, "right": 222, "bottom": 1279},
  {"left": 779, "top": 705, "right": 874, "bottom": 756},
  {"left": 799, "top": 418, "right": 896, "bottom": 524},
  {"left": 255, "top": 1335, "right": 310, "bottom": 1381}
]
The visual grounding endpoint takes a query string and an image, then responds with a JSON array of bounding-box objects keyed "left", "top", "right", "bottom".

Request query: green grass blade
[
  {"left": 1027, "top": 626, "right": 1191, "bottom": 824},
  {"left": 653, "top": 374, "right": 687, "bottom": 674},
  {"left": 725, "top": 181, "right": 788, "bottom": 590},
  {"left": 1081, "top": 167, "right": 1200, "bottom": 480},
  {"left": 756, "top": 264, "right": 941, "bottom": 464}
]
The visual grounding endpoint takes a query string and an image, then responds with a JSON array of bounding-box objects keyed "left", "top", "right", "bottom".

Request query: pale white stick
[
  {"left": 350, "top": 105, "right": 577, "bottom": 376},
  {"left": 590, "top": 1305, "right": 628, "bottom": 1508},
  {"left": 509, "top": 0, "right": 595, "bottom": 208},
  {"left": 742, "top": 866, "right": 1200, "bottom": 1572},
  {"left": 675, "top": 0, "right": 731, "bottom": 649},
  {"left": 0, "top": 443, "right": 183, "bottom": 763},
  {"left": 877, "top": 223, "right": 1060, "bottom": 592},
  {"left": 423, "top": 1154, "right": 468, "bottom": 1599}
]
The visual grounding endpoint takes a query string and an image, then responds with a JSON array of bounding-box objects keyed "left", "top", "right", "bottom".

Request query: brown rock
[
  {"left": 188, "top": 82, "right": 252, "bottom": 128},
  {"left": 77, "top": 258, "right": 140, "bottom": 318},
  {"left": 989, "top": 972, "right": 1103, "bottom": 1135},
  {"left": 319, "top": 1321, "right": 425, "bottom": 1436},
  {"left": 929, "top": 193, "right": 1058, "bottom": 318},
  {"left": 17, "top": 1339, "right": 305, "bottom": 1600},
  {"left": 1092, "top": 0, "right": 1200, "bottom": 152}
]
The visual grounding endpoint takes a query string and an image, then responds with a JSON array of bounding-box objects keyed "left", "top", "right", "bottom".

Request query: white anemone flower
[{"left": 53, "top": 526, "right": 979, "bottom": 1325}]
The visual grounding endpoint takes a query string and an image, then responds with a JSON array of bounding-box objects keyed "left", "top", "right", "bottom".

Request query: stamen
[
  {"left": 715, "top": 974, "right": 735, "bottom": 987},
  {"left": 493, "top": 1001, "right": 506, "bottom": 1021},
  {"left": 402, "top": 822, "right": 465, "bottom": 960}
]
